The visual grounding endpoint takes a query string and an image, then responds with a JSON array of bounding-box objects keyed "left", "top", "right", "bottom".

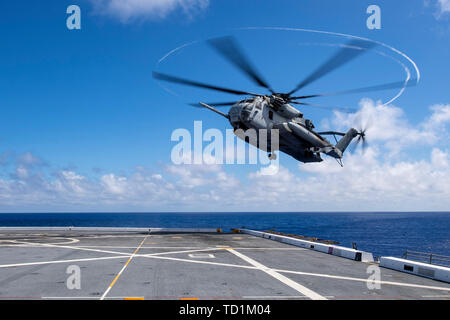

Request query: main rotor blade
[
  {"left": 291, "top": 101, "right": 356, "bottom": 113},
  {"left": 153, "top": 71, "right": 258, "bottom": 96},
  {"left": 208, "top": 36, "right": 275, "bottom": 93},
  {"left": 287, "top": 39, "right": 377, "bottom": 96},
  {"left": 290, "top": 78, "right": 418, "bottom": 100}
]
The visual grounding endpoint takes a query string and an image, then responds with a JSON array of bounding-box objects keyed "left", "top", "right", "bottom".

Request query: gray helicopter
[{"left": 153, "top": 36, "right": 414, "bottom": 165}]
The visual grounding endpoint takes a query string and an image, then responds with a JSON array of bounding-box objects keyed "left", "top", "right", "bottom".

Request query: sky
[{"left": 0, "top": 0, "right": 450, "bottom": 212}]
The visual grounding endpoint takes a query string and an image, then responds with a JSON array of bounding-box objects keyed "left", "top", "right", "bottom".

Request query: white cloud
[
  {"left": 429, "top": 0, "right": 450, "bottom": 18},
  {"left": 89, "top": 0, "right": 210, "bottom": 22},
  {"left": 18, "top": 152, "right": 41, "bottom": 166},
  {"left": 424, "top": 104, "right": 450, "bottom": 127},
  {"left": 1, "top": 149, "right": 450, "bottom": 211},
  {"left": 1, "top": 100, "right": 450, "bottom": 211},
  {"left": 438, "top": 0, "right": 450, "bottom": 15},
  {"left": 15, "top": 166, "right": 29, "bottom": 179},
  {"left": 331, "top": 100, "right": 450, "bottom": 156},
  {"left": 101, "top": 174, "right": 128, "bottom": 195},
  {"left": 294, "top": 148, "right": 450, "bottom": 211}
]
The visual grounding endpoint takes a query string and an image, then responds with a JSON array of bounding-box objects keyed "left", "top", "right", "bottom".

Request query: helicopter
[{"left": 153, "top": 36, "right": 415, "bottom": 165}]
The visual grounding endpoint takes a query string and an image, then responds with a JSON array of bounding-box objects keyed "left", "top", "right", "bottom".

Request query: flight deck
[{"left": 0, "top": 229, "right": 449, "bottom": 300}]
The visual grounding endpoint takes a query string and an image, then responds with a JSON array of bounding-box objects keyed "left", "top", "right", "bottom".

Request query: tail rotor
[{"left": 351, "top": 119, "right": 372, "bottom": 153}]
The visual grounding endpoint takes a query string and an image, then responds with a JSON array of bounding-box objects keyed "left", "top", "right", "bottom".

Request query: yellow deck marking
[
  {"left": 180, "top": 298, "right": 199, "bottom": 300},
  {"left": 100, "top": 236, "right": 149, "bottom": 300},
  {"left": 124, "top": 297, "right": 145, "bottom": 300}
]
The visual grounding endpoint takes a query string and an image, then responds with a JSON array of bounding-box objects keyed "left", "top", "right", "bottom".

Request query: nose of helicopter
[{"left": 228, "top": 105, "right": 242, "bottom": 126}]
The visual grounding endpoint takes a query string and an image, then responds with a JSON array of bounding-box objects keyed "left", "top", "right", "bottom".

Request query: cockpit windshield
[{"left": 240, "top": 104, "right": 252, "bottom": 122}]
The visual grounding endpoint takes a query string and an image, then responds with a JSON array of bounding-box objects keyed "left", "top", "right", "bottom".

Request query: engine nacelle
[
  {"left": 287, "top": 122, "right": 327, "bottom": 147},
  {"left": 275, "top": 103, "right": 303, "bottom": 119}
]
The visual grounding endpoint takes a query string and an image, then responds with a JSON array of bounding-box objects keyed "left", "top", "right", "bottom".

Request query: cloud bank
[
  {"left": 89, "top": 0, "right": 210, "bottom": 22},
  {"left": 438, "top": 0, "right": 450, "bottom": 15},
  {"left": 1, "top": 100, "right": 450, "bottom": 212}
]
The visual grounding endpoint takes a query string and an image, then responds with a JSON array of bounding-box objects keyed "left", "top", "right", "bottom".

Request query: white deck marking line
[
  {"left": 8, "top": 239, "right": 162, "bottom": 257},
  {"left": 188, "top": 253, "right": 215, "bottom": 258},
  {"left": 0, "top": 238, "right": 79, "bottom": 245},
  {"left": 274, "top": 268, "right": 450, "bottom": 292},
  {"left": 0, "top": 248, "right": 228, "bottom": 269},
  {"left": 139, "top": 247, "right": 221, "bottom": 257},
  {"left": 8, "top": 240, "right": 138, "bottom": 257},
  {"left": 0, "top": 244, "right": 224, "bottom": 269},
  {"left": 0, "top": 255, "right": 132, "bottom": 268},
  {"left": 9, "top": 240, "right": 224, "bottom": 261},
  {"left": 138, "top": 254, "right": 260, "bottom": 270},
  {"left": 2, "top": 238, "right": 226, "bottom": 268},
  {"left": 70, "top": 246, "right": 306, "bottom": 250},
  {"left": 227, "top": 249, "right": 327, "bottom": 300},
  {"left": 100, "top": 235, "right": 149, "bottom": 300},
  {"left": 3, "top": 249, "right": 450, "bottom": 294},
  {"left": 42, "top": 296, "right": 145, "bottom": 300},
  {"left": 242, "top": 295, "right": 335, "bottom": 299},
  {"left": 76, "top": 235, "right": 149, "bottom": 239},
  {"left": 7, "top": 238, "right": 450, "bottom": 294}
]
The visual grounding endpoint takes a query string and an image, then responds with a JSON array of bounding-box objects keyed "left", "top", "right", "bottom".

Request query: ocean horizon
[{"left": 1, "top": 211, "right": 449, "bottom": 260}]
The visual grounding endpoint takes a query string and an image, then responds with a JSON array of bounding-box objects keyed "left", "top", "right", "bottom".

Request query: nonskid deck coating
[{"left": 0, "top": 231, "right": 449, "bottom": 300}]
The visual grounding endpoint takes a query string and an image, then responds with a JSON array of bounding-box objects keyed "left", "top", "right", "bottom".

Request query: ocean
[{"left": 0, "top": 212, "right": 449, "bottom": 260}]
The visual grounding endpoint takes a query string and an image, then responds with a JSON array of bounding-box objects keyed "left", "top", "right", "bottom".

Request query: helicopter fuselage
[
  {"left": 153, "top": 36, "right": 389, "bottom": 164},
  {"left": 227, "top": 96, "right": 337, "bottom": 163}
]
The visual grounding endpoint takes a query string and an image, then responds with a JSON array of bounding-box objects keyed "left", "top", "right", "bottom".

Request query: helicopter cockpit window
[{"left": 240, "top": 105, "right": 252, "bottom": 122}]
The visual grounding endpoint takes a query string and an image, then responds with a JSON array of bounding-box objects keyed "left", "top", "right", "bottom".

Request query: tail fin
[{"left": 336, "top": 128, "right": 359, "bottom": 154}]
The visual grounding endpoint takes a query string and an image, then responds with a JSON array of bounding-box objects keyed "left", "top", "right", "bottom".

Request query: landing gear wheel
[{"left": 268, "top": 153, "right": 277, "bottom": 161}]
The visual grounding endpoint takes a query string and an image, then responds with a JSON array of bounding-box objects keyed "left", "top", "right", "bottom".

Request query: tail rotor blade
[
  {"left": 362, "top": 138, "right": 368, "bottom": 152},
  {"left": 350, "top": 116, "right": 371, "bottom": 154}
]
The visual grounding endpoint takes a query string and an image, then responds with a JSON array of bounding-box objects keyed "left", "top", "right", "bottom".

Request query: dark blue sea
[{"left": 0, "top": 212, "right": 449, "bottom": 259}]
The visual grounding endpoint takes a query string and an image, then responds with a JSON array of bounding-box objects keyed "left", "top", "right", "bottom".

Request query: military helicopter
[{"left": 153, "top": 36, "right": 414, "bottom": 165}]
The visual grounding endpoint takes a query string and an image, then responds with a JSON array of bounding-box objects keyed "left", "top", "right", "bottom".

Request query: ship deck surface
[{"left": 0, "top": 231, "right": 449, "bottom": 300}]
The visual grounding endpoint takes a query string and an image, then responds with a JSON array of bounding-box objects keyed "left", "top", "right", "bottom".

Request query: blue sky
[{"left": 0, "top": 0, "right": 450, "bottom": 212}]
